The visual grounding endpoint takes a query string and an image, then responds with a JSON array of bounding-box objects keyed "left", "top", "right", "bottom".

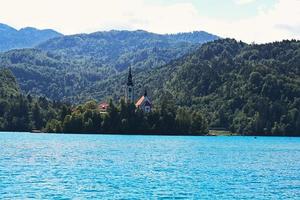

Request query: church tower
[{"left": 125, "top": 67, "right": 134, "bottom": 103}]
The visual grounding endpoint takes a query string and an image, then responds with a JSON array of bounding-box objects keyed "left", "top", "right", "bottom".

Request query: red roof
[
  {"left": 135, "top": 96, "right": 145, "bottom": 107},
  {"left": 135, "top": 96, "right": 151, "bottom": 107}
]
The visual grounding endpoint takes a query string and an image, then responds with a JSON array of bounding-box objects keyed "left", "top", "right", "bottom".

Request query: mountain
[
  {"left": 165, "top": 31, "right": 221, "bottom": 43},
  {"left": 77, "top": 39, "right": 300, "bottom": 135},
  {"left": 135, "top": 39, "right": 300, "bottom": 135},
  {"left": 0, "top": 48, "right": 106, "bottom": 101},
  {"left": 37, "top": 30, "right": 219, "bottom": 71},
  {"left": 0, "top": 36, "right": 299, "bottom": 135},
  {"left": 0, "top": 23, "right": 63, "bottom": 52},
  {"left": 0, "top": 30, "right": 219, "bottom": 102}
]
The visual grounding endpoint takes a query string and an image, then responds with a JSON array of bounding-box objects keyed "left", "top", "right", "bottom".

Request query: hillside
[
  {"left": 1, "top": 38, "right": 299, "bottom": 135},
  {"left": 83, "top": 39, "right": 300, "bottom": 135},
  {"left": 137, "top": 39, "right": 300, "bottom": 135},
  {"left": 0, "top": 30, "right": 219, "bottom": 102},
  {"left": 0, "top": 23, "right": 63, "bottom": 52},
  {"left": 0, "top": 68, "right": 70, "bottom": 131},
  {"left": 37, "top": 30, "right": 219, "bottom": 71},
  {"left": 0, "top": 68, "right": 19, "bottom": 97}
]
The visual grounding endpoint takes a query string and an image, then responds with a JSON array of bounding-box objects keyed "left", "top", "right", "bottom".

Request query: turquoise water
[{"left": 0, "top": 132, "right": 300, "bottom": 199}]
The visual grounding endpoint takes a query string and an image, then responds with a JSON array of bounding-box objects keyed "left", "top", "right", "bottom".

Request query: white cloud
[
  {"left": 0, "top": 0, "right": 299, "bottom": 43},
  {"left": 234, "top": 0, "right": 256, "bottom": 5},
  {"left": 212, "top": 0, "right": 300, "bottom": 43}
]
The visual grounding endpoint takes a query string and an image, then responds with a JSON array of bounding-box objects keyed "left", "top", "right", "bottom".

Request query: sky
[{"left": 0, "top": 0, "right": 299, "bottom": 43}]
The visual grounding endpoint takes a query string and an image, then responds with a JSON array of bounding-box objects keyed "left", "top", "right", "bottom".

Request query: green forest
[
  {"left": 0, "top": 35, "right": 299, "bottom": 136},
  {"left": 144, "top": 39, "right": 300, "bottom": 136},
  {"left": 0, "top": 69, "right": 208, "bottom": 135},
  {"left": 0, "top": 30, "right": 218, "bottom": 103},
  {"left": 0, "top": 69, "right": 70, "bottom": 131},
  {"left": 46, "top": 99, "right": 208, "bottom": 135}
]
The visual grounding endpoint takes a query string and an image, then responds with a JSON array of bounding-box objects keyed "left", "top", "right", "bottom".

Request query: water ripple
[{"left": 0, "top": 132, "right": 300, "bottom": 199}]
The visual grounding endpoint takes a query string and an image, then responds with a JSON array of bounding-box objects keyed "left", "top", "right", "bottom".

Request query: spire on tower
[
  {"left": 127, "top": 66, "right": 133, "bottom": 86},
  {"left": 125, "top": 66, "right": 134, "bottom": 103}
]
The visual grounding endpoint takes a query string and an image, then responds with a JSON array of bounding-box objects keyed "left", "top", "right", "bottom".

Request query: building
[
  {"left": 98, "top": 102, "right": 109, "bottom": 112},
  {"left": 135, "top": 90, "right": 152, "bottom": 113},
  {"left": 125, "top": 66, "right": 134, "bottom": 103},
  {"left": 125, "top": 66, "right": 152, "bottom": 112}
]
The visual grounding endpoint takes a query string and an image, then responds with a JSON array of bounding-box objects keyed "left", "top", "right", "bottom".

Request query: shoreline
[
  {"left": 1, "top": 131, "right": 299, "bottom": 137},
  {"left": 3, "top": 130, "right": 234, "bottom": 136}
]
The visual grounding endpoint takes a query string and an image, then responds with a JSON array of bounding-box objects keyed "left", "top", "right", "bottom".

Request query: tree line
[
  {"left": 0, "top": 69, "right": 68, "bottom": 131},
  {"left": 46, "top": 99, "right": 209, "bottom": 135}
]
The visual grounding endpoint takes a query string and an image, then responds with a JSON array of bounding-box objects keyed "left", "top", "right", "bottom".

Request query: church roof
[
  {"left": 135, "top": 96, "right": 145, "bottom": 107},
  {"left": 135, "top": 95, "right": 152, "bottom": 107}
]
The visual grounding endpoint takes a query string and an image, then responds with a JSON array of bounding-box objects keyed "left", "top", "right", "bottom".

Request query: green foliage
[
  {"left": 0, "top": 69, "right": 70, "bottom": 131},
  {"left": 139, "top": 39, "right": 300, "bottom": 136},
  {"left": 38, "top": 30, "right": 218, "bottom": 72},
  {"left": 191, "top": 111, "right": 209, "bottom": 134},
  {"left": 0, "top": 68, "right": 19, "bottom": 97},
  {"left": 2, "top": 36, "right": 300, "bottom": 136},
  {"left": 0, "top": 30, "right": 218, "bottom": 103},
  {"left": 46, "top": 119, "right": 62, "bottom": 133},
  {"left": 47, "top": 99, "right": 208, "bottom": 135}
]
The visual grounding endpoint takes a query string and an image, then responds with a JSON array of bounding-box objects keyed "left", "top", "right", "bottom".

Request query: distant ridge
[
  {"left": 165, "top": 31, "right": 220, "bottom": 43},
  {"left": 37, "top": 29, "right": 220, "bottom": 71},
  {"left": 0, "top": 23, "right": 63, "bottom": 52},
  {"left": 0, "top": 29, "right": 219, "bottom": 102}
]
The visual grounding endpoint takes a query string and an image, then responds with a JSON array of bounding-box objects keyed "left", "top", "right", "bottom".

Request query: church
[{"left": 125, "top": 67, "right": 152, "bottom": 113}]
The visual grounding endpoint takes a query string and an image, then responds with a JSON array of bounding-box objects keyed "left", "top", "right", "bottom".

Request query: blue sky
[{"left": 0, "top": 0, "right": 299, "bottom": 43}]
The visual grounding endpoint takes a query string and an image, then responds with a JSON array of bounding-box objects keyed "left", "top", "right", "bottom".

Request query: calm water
[{"left": 0, "top": 132, "right": 300, "bottom": 199}]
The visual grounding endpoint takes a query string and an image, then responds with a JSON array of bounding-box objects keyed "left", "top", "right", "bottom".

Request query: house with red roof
[{"left": 135, "top": 90, "right": 152, "bottom": 113}]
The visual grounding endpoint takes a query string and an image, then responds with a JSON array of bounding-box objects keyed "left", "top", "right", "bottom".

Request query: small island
[{"left": 46, "top": 67, "right": 209, "bottom": 135}]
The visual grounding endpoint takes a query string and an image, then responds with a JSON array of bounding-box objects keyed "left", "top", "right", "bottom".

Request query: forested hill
[
  {"left": 0, "top": 30, "right": 219, "bottom": 102},
  {"left": 37, "top": 30, "right": 219, "bottom": 71},
  {"left": 0, "top": 69, "right": 19, "bottom": 97},
  {"left": 67, "top": 38, "right": 300, "bottom": 135},
  {"left": 134, "top": 39, "right": 300, "bottom": 135},
  {"left": 0, "top": 68, "right": 70, "bottom": 131},
  {"left": 165, "top": 31, "right": 221, "bottom": 43},
  {"left": 0, "top": 23, "right": 63, "bottom": 52},
  {"left": 1, "top": 38, "right": 299, "bottom": 136}
]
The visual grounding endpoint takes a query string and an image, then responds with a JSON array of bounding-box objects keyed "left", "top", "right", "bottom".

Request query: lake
[{"left": 0, "top": 132, "right": 300, "bottom": 199}]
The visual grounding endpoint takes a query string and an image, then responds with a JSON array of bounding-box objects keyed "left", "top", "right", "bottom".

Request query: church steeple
[
  {"left": 125, "top": 67, "right": 134, "bottom": 103},
  {"left": 127, "top": 66, "right": 133, "bottom": 86}
]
